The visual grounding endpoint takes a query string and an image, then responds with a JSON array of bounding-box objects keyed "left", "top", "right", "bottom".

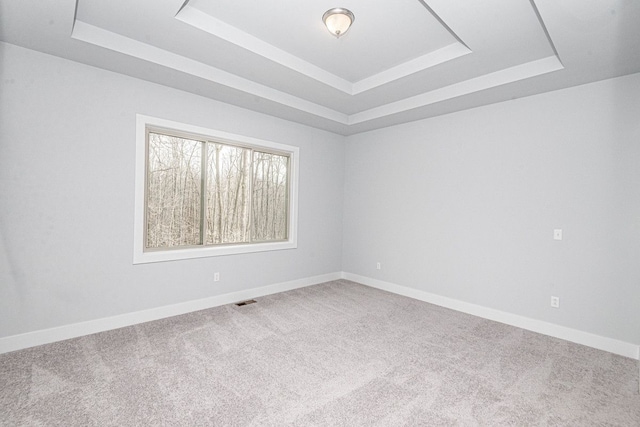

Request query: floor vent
[{"left": 235, "top": 299, "right": 257, "bottom": 307}]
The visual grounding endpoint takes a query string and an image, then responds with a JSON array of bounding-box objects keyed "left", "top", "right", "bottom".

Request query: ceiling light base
[{"left": 323, "top": 8, "right": 355, "bottom": 38}]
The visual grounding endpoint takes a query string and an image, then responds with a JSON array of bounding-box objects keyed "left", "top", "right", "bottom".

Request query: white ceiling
[{"left": 1, "top": 0, "right": 639, "bottom": 135}]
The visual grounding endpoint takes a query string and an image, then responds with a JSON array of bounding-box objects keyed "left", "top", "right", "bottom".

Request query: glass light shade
[{"left": 323, "top": 8, "right": 355, "bottom": 38}]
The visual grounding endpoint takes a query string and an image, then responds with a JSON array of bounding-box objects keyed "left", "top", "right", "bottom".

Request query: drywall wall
[
  {"left": 0, "top": 42, "right": 345, "bottom": 337},
  {"left": 2, "top": 39, "right": 639, "bottom": 352},
  {"left": 343, "top": 72, "right": 640, "bottom": 345}
]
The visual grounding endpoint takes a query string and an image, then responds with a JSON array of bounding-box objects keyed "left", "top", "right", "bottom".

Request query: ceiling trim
[
  {"left": 528, "top": 0, "right": 561, "bottom": 63},
  {"left": 352, "top": 42, "right": 471, "bottom": 95},
  {"left": 175, "top": 3, "right": 471, "bottom": 95},
  {"left": 174, "top": 4, "right": 353, "bottom": 94},
  {"left": 349, "top": 55, "right": 564, "bottom": 125},
  {"left": 71, "top": 20, "right": 350, "bottom": 124},
  {"left": 71, "top": 16, "right": 564, "bottom": 128}
]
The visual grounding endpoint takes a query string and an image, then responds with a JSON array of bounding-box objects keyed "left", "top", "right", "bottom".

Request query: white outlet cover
[{"left": 553, "top": 229, "right": 562, "bottom": 240}]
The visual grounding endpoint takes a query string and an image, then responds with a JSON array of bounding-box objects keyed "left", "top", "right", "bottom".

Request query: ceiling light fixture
[{"left": 322, "top": 8, "right": 355, "bottom": 38}]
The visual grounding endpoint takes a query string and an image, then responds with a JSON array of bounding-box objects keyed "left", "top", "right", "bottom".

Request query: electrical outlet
[
  {"left": 376, "top": 262, "right": 381, "bottom": 270},
  {"left": 550, "top": 296, "right": 560, "bottom": 308},
  {"left": 214, "top": 272, "right": 220, "bottom": 282},
  {"left": 553, "top": 229, "right": 563, "bottom": 240}
]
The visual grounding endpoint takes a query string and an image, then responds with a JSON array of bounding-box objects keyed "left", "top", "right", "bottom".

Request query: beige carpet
[{"left": 1, "top": 280, "right": 639, "bottom": 426}]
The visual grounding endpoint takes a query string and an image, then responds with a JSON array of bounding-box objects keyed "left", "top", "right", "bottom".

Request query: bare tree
[{"left": 146, "top": 133, "right": 288, "bottom": 249}]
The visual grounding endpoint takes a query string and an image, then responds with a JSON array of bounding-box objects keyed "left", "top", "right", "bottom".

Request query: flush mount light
[{"left": 322, "top": 8, "right": 355, "bottom": 38}]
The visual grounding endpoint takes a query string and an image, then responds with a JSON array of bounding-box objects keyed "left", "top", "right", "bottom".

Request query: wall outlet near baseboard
[
  {"left": 550, "top": 296, "right": 560, "bottom": 308},
  {"left": 376, "top": 262, "right": 381, "bottom": 270},
  {"left": 214, "top": 272, "right": 220, "bottom": 282}
]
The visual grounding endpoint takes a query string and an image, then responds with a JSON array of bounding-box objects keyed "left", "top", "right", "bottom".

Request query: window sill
[{"left": 133, "top": 240, "right": 297, "bottom": 264}]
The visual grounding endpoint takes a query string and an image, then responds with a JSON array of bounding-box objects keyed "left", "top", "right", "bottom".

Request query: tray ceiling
[{"left": 1, "top": 0, "right": 639, "bottom": 135}]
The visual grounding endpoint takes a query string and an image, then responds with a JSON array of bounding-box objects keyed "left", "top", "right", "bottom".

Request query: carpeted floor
[{"left": 1, "top": 280, "right": 639, "bottom": 426}]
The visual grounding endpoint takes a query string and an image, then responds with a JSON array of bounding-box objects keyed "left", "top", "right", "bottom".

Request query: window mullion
[
  {"left": 200, "top": 141, "right": 207, "bottom": 246},
  {"left": 247, "top": 149, "right": 254, "bottom": 243}
]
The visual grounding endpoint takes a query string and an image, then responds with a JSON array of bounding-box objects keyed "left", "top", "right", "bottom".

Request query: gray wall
[
  {"left": 343, "top": 73, "right": 640, "bottom": 345},
  {"left": 2, "top": 40, "right": 639, "bottom": 348},
  {"left": 0, "top": 43, "right": 345, "bottom": 337}
]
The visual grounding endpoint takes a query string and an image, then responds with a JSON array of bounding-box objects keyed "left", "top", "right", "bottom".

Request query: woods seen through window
[{"left": 145, "top": 130, "right": 290, "bottom": 251}]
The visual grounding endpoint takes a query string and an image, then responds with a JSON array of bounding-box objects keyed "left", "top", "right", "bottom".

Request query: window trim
[{"left": 134, "top": 114, "right": 299, "bottom": 264}]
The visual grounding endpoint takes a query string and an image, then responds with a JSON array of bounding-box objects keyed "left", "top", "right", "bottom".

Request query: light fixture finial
[{"left": 322, "top": 8, "right": 355, "bottom": 38}]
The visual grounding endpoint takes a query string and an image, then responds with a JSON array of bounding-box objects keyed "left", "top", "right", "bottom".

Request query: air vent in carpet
[{"left": 235, "top": 299, "right": 257, "bottom": 306}]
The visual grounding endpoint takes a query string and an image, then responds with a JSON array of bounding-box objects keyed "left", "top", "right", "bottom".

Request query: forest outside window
[{"left": 134, "top": 115, "right": 298, "bottom": 263}]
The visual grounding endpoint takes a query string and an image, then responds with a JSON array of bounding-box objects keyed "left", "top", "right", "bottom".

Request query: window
[{"left": 134, "top": 115, "right": 298, "bottom": 263}]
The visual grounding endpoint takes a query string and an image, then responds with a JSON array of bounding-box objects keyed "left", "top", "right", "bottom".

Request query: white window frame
[{"left": 134, "top": 114, "right": 299, "bottom": 264}]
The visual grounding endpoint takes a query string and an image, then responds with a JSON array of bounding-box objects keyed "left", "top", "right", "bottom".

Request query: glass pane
[
  {"left": 205, "top": 143, "right": 251, "bottom": 244},
  {"left": 146, "top": 132, "right": 202, "bottom": 249},
  {"left": 251, "top": 151, "right": 289, "bottom": 242}
]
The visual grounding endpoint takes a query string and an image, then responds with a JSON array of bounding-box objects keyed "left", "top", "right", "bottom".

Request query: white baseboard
[
  {"left": 0, "top": 272, "right": 342, "bottom": 355},
  {"left": 3, "top": 271, "right": 638, "bottom": 361},
  {"left": 342, "top": 272, "right": 640, "bottom": 360}
]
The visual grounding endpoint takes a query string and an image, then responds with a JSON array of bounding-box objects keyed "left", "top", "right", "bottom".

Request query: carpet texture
[{"left": 1, "top": 280, "right": 639, "bottom": 426}]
